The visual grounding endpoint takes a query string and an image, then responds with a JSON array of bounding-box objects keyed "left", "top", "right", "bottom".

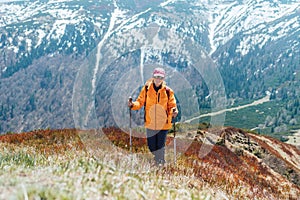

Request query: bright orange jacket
[{"left": 131, "top": 79, "right": 177, "bottom": 130}]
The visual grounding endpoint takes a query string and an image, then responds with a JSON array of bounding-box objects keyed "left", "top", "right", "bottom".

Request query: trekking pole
[
  {"left": 172, "top": 108, "right": 177, "bottom": 164},
  {"left": 128, "top": 97, "right": 133, "bottom": 153}
]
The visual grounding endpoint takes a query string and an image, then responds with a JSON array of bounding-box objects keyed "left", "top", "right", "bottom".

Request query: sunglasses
[{"left": 153, "top": 76, "right": 164, "bottom": 80}]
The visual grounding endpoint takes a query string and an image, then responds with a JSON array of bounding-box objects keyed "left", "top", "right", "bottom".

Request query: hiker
[{"left": 128, "top": 67, "right": 178, "bottom": 165}]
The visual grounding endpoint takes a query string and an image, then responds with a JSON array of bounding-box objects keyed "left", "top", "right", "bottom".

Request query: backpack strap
[
  {"left": 143, "top": 82, "right": 150, "bottom": 122},
  {"left": 144, "top": 81, "right": 150, "bottom": 106},
  {"left": 165, "top": 86, "right": 171, "bottom": 99}
]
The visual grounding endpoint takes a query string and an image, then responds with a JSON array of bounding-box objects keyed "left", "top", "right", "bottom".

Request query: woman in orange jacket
[{"left": 128, "top": 67, "right": 178, "bottom": 165}]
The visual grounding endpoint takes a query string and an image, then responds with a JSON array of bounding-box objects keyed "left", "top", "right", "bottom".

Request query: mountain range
[{"left": 0, "top": 0, "right": 299, "bottom": 137}]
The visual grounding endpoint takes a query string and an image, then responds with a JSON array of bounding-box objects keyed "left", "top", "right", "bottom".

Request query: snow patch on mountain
[
  {"left": 0, "top": 0, "right": 27, "bottom": 3},
  {"left": 1, "top": 0, "right": 299, "bottom": 58},
  {"left": 160, "top": 0, "right": 176, "bottom": 7},
  {"left": 207, "top": 0, "right": 300, "bottom": 55}
]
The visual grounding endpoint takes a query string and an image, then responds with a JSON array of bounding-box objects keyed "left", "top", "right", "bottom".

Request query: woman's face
[{"left": 153, "top": 76, "right": 164, "bottom": 87}]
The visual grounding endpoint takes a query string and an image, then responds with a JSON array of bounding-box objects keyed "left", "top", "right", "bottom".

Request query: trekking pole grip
[
  {"left": 128, "top": 96, "right": 133, "bottom": 104},
  {"left": 128, "top": 97, "right": 133, "bottom": 109},
  {"left": 128, "top": 96, "right": 132, "bottom": 121}
]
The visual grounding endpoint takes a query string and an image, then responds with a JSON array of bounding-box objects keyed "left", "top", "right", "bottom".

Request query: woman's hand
[
  {"left": 172, "top": 108, "right": 178, "bottom": 118},
  {"left": 128, "top": 97, "right": 133, "bottom": 108}
]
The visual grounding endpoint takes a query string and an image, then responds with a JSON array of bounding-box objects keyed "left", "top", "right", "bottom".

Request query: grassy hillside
[{"left": 0, "top": 127, "right": 299, "bottom": 199}]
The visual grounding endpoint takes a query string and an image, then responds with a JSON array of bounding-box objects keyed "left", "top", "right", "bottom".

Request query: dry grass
[{"left": 0, "top": 127, "right": 299, "bottom": 199}]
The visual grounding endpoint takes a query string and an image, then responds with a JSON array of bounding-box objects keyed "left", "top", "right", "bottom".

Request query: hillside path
[{"left": 185, "top": 94, "right": 270, "bottom": 123}]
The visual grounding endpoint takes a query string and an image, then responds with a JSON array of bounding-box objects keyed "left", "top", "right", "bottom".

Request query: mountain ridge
[{"left": 0, "top": 0, "right": 299, "bottom": 139}]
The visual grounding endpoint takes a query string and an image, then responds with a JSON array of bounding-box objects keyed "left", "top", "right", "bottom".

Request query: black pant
[{"left": 146, "top": 129, "right": 168, "bottom": 164}]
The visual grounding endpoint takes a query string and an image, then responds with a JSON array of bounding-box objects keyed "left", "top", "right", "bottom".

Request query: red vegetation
[
  {"left": 0, "top": 129, "right": 84, "bottom": 154},
  {"left": 250, "top": 133, "right": 300, "bottom": 170},
  {"left": 183, "top": 141, "right": 280, "bottom": 199},
  {"left": 0, "top": 127, "right": 299, "bottom": 199}
]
